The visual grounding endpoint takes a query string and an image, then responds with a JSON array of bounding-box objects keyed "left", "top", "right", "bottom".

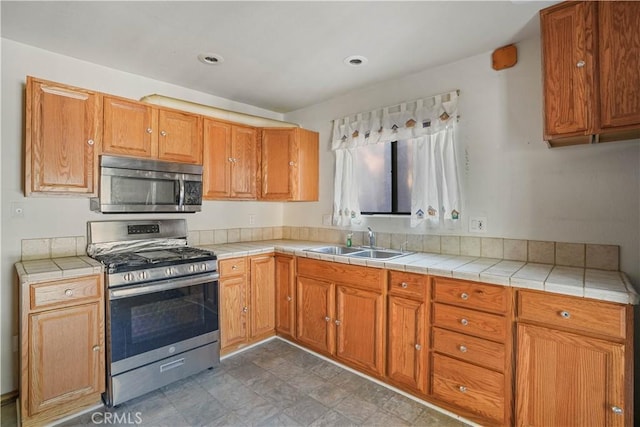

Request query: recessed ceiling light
[
  {"left": 198, "top": 53, "right": 224, "bottom": 65},
  {"left": 344, "top": 55, "right": 368, "bottom": 67}
]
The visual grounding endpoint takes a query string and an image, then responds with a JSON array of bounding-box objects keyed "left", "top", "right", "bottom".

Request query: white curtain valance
[{"left": 331, "top": 90, "right": 459, "bottom": 150}]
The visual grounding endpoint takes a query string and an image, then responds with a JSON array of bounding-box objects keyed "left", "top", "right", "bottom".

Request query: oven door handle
[{"left": 109, "top": 272, "right": 219, "bottom": 300}]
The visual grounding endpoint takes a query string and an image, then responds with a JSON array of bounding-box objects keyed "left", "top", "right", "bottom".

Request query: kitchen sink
[
  {"left": 304, "top": 245, "right": 365, "bottom": 255},
  {"left": 304, "top": 246, "right": 411, "bottom": 260},
  {"left": 348, "top": 249, "right": 409, "bottom": 260}
]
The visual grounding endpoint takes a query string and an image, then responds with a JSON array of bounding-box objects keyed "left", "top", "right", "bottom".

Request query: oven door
[{"left": 107, "top": 273, "right": 218, "bottom": 376}]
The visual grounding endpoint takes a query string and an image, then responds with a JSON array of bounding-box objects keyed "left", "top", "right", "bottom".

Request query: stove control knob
[
  {"left": 138, "top": 271, "right": 148, "bottom": 280},
  {"left": 188, "top": 265, "right": 196, "bottom": 272},
  {"left": 165, "top": 268, "right": 175, "bottom": 276},
  {"left": 123, "top": 273, "right": 134, "bottom": 282},
  {"left": 200, "top": 263, "right": 207, "bottom": 271}
]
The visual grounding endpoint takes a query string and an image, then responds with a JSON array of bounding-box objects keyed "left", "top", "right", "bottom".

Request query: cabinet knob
[
  {"left": 458, "top": 386, "right": 467, "bottom": 393},
  {"left": 286, "top": 296, "right": 292, "bottom": 302},
  {"left": 87, "top": 139, "right": 94, "bottom": 146},
  {"left": 459, "top": 345, "right": 467, "bottom": 353},
  {"left": 334, "top": 319, "right": 341, "bottom": 326},
  {"left": 401, "top": 282, "right": 408, "bottom": 289},
  {"left": 64, "top": 289, "right": 74, "bottom": 297},
  {"left": 611, "top": 406, "right": 623, "bottom": 415},
  {"left": 93, "top": 345, "right": 100, "bottom": 352},
  {"left": 289, "top": 161, "right": 296, "bottom": 166},
  {"left": 231, "top": 265, "right": 238, "bottom": 270},
  {"left": 460, "top": 292, "right": 469, "bottom": 300},
  {"left": 146, "top": 128, "right": 153, "bottom": 134},
  {"left": 324, "top": 316, "right": 331, "bottom": 322},
  {"left": 415, "top": 344, "right": 422, "bottom": 351},
  {"left": 560, "top": 311, "right": 571, "bottom": 319},
  {"left": 242, "top": 306, "right": 248, "bottom": 313},
  {"left": 160, "top": 130, "right": 167, "bottom": 137},
  {"left": 576, "top": 60, "right": 586, "bottom": 68},
  {"left": 460, "top": 318, "right": 469, "bottom": 326},
  {"left": 228, "top": 157, "right": 234, "bottom": 163}
]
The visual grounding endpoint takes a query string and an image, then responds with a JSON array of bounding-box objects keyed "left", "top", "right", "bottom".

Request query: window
[{"left": 355, "top": 140, "right": 414, "bottom": 214}]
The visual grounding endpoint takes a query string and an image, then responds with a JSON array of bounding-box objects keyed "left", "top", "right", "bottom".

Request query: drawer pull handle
[
  {"left": 401, "top": 282, "right": 408, "bottom": 288},
  {"left": 611, "top": 406, "right": 623, "bottom": 415},
  {"left": 93, "top": 345, "right": 100, "bottom": 352},
  {"left": 242, "top": 306, "right": 248, "bottom": 313},
  {"left": 460, "top": 318, "right": 469, "bottom": 326},
  {"left": 286, "top": 296, "right": 292, "bottom": 302},
  {"left": 231, "top": 265, "right": 238, "bottom": 270},
  {"left": 576, "top": 60, "right": 586, "bottom": 68},
  {"left": 458, "top": 386, "right": 467, "bottom": 393},
  {"left": 560, "top": 311, "right": 571, "bottom": 319},
  {"left": 64, "top": 289, "right": 74, "bottom": 297},
  {"left": 459, "top": 345, "right": 467, "bottom": 353},
  {"left": 460, "top": 292, "right": 469, "bottom": 300},
  {"left": 324, "top": 316, "right": 331, "bottom": 322},
  {"left": 415, "top": 344, "right": 422, "bottom": 351}
]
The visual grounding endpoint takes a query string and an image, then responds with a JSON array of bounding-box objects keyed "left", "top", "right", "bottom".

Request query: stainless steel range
[{"left": 87, "top": 219, "right": 219, "bottom": 407}]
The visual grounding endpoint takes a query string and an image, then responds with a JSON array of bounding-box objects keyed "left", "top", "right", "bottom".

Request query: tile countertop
[
  {"left": 199, "top": 240, "right": 639, "bottom": 305},
  {"left": 14, "top": 240, "right": 639, "bottom": 305}
]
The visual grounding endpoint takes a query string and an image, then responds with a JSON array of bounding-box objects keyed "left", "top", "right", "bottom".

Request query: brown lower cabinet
[
  {"left": 295, "top": 258, "right": 385, "bottom": 376},
  {"left": 19, "top": 274, "right": 105, "bottom": 427},
  {"left": 219, "top": 254, "right": 275, "bottom": 354}
]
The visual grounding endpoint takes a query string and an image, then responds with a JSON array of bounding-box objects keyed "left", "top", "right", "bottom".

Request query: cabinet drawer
[
  {"left": 219, "top": 258, "right": 247, "bottom": 276},
  {"left": 30, "top": 275, "right": 101, "bottom": 310},
  {"left": 432, "top": 303, "right": 507, "bottom": 342},
  {"left": 433, "top": 277, "right": 509, "bottom": 313},
  {"left": 432, "top": 327, "right": 505, "bottom": 372},
  {"left": 388, "top": 271, "right": 427, "bottom": 299},
  {"left": 517, "top": 290, "right": 627, "bottom": 340},
  {"left": 432, "top": 354, "right": 505, "bottom": 423}
]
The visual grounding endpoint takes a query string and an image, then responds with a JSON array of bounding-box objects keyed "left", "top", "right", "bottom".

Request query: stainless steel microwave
[{"left": 91, "top": 155, "right": 203, "bottom": 213}]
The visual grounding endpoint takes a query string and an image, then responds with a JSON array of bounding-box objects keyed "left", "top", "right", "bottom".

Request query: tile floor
[{"left": 1, "top": 339, "right": 469, "bottom": 427}]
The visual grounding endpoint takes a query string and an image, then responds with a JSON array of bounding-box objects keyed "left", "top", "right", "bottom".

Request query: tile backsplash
[{"left": 21, "top": 225, "right": 620, "bottom": 271}]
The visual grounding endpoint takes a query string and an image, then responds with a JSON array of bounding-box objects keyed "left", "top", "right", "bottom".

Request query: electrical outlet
[
  {"left": 248, "top": 214, "right": 256, "bottom": 225},
  {"left": 469, "top": 216, "right": 487, "bottom": 233}
]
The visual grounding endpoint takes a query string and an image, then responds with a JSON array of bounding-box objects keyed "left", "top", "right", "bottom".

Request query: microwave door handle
[{"left": 178, "top": 177, "right": 185, "bottom": 209}]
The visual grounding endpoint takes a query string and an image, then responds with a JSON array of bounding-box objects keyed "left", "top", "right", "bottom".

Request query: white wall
[
  {"left": 0, "top": 39, "right": 286, "bottom": 394},
  {"left": 283, "top": 36, "right": 640, "bottom": 284}
]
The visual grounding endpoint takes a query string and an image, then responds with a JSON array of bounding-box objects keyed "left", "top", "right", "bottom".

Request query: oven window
[
  {"left": 109, "top": 281, "right": 218, "bottom": 362},
  {"left": 111, "top": 176, "right": 179, "bottom": 205}
]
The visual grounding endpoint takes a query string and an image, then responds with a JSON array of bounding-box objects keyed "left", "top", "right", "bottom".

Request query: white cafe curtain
[{"left": 331, "top": 91, "right": 460, "bottom": 228}]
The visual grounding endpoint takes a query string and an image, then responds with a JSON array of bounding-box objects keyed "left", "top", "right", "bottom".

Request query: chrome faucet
[{"left": 367, "top": 227, "right": 376, "bottom": 248}]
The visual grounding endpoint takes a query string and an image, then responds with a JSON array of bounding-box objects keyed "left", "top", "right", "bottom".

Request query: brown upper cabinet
[
  {"left": 25, "top": 76, "right": 101, "bottom": 196},
  {"left": 260, "top": 127, "right": 319, "bottom": 201},
  {"left": 540, "top": 1, "right": 640, "bottom": 146},
  {"left": 103, "top": 96, "right": 203, "bottom": 164},
  {"left": 202, "top": 119, "right": 258, "bottom": 200}
]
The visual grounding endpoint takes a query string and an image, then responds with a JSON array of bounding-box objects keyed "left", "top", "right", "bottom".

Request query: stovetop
[{"left": 95, "top": 246, "right": 216, "bottom": 274}]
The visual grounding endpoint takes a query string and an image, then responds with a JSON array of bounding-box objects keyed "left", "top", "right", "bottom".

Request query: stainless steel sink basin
[
  {"left": 348, "top": 249, "right": 409, "bottom": 260},
  {"left": 305, "top": 246, "right": 364, "bottom": 255}
]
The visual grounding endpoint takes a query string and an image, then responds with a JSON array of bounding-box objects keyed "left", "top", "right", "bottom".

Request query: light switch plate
[{"left": 469, "top": 216, "right": 487, "bottom": 233}]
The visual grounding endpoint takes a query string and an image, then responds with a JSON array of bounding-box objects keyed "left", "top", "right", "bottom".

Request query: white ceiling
[{"left": 1, "top": 1, "right": 557, "bottom": 113}]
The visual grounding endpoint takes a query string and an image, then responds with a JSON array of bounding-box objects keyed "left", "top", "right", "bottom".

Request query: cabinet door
[
  {"left": 249, "top": 255, "right": 275, "bottom": 339},
  {"left": 103, "top": 96, "right": 154, "bottom": 158},
  {"left": 516, "top": 324, "right": 627, "bottom": 427},
  {"left": 261, "top": 128, "right": 295, "bottom": 200},
  {"left": 202, "top": 119, "right": 232, "bottom": 199},
  {"left": 541, "top": 2, "right": 596, "bottom": 138},
  {"left": 387, "top": 296, "right": 426, "bottom": 393},
  {"left": 28, "top": 302, "right": 103, "bottom": 415},
  {"left": 275, "top": 255, "right": 296, "bottom": 338},
  {"left": 296, "top": 276, "right": 334, "bottom": 354},
  {"left": 26, "top": 78, "right": 100, "bottom": 195},
  {"left": 335, "top": 285, "right": 385, "bottom": 375},
  {"left": 219, "top": 275, "right": 248, "bottom": 350},
  {"left": 230, "top": 126, "right": 257, "bottom": 199},
  {"left": 598, "top": 1, "right": 640, "bottom": 129},
  {"left": 157, "top": 109, "right": 203, "bottom": 164}
]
